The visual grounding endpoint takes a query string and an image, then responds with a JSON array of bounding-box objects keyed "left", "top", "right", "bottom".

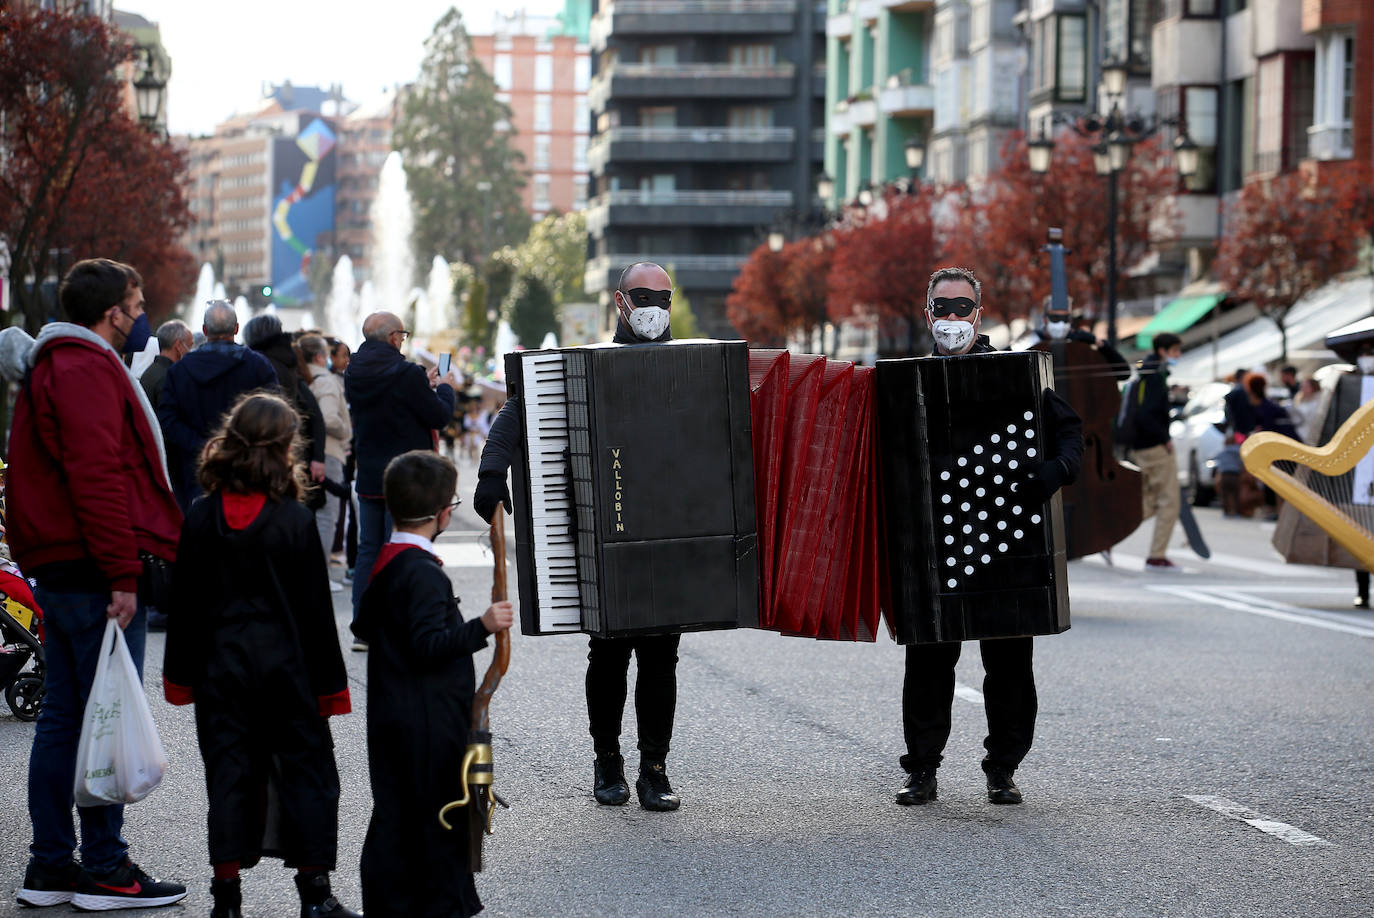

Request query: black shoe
[
  {"left": 986, "top": 768, "right": 1023, "bottom": 805},
  {"left": 70, "top": 859, "right": 187, "bottom": 911},
  {"left": 635, "top": 760, "right": 681, "bottom": 812},
  {"left": 896, "top": 768, "right": 938, "bottom": 805},
  {"left": 594, "top": 753, "right": 630, "bottom": 806},
  {"left": 211, "top": 877, "right": 242, "bottom": 918},
  {"left": 146, "top": 609, "right": 169, "bottom": 632},
  {"left": 16, "top": 858, "right": 83, "bottom": 907},
  {"left": 295, "top": 870, "right": 362, "bottom": 918}
]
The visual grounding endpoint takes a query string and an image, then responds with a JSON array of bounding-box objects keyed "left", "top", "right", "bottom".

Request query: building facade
[
  {"left": 471, "top": 12, "right": 592, "bottom": 220},
  {"left": 1301, "top": 0, "right": 1374, "bottom": 175},
  {"left": 586, "top": 0, "right": 826, "bottom": 337},
  {"left": 334, "top": 92, "right": 399, "bottom": 282}
]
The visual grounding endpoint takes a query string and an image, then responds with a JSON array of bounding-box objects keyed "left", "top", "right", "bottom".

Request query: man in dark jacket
[
  {"left": 898, "top": 267, "right": 1083, "bottom": 809},
  {"left": 139, "top": 319, "right": 192, "bottom": 407},
  {"left": 345, "top": 311, "right": 458, "bottom": 631},
  {"left": 473, "top": 262, "right": 684, "bottom": 814},
  {"left": 0, "top": 259, "right": 187, "bottom": 911},
  {"left": 1128, "top": 332, "right": 1182, "bottom": 570},
  {"left": 158, "top": 301, "right": 278, "bottom": 512}
]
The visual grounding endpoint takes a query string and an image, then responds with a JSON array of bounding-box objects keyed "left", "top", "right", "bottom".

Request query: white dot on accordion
[
  {"left": 960, "top": 501, "right": 971, "bottom": 511},
  {"left": 958, "top": 457, "right": 968, "bottom": 466},
  {"left": 993, "top": 475, "right": 1003, "bottom": 484},
  {"left": 979, "top": 533, "right": 989, "bottom": 542},
  {"left": 990, "top": 434, "right": 1001, "bottom": 443},
  {"left": 1023, "top": 411, "right": 1034, "bottom": 421},
  {"left": 959, "top": 478, "right": 970, "bottom": 488},
  {"left": 981, "top": 554, "right": 991, "bottom": 564},
  {"left": 963, "top": 545, "right": 973, "bottom": 555},
  {"left": 1027, "top": 447, "right": 1037, "bottom": 457},
  {"left": 962, "top": 524, "right": 972, "bottom": 534},
  {"left": 994, "top": 496, "right": 1005, "bottom": 507},
  {"left": 998, "top": 520, "right": 1007, "bottom": 530},
  {"left": 941, "top": 471, "right": 951, "bottom": 481},
  {"left": 992, "top": 454, "right": 1002, "bottom": 463},
  {"left": 944, "top": 514, "right": 953, "bottom": 524},
  {"left": 1007, "top": 423, "right": 1017, "bottom": 433},
  {"left": 974, "top": 444, "right": 984, "bottom": 454},
  {"left": 964, "top": 565, "right": 974, "bottom": 575},
  {"left": 976, "top": 487, "right": 986, "bottom": 497},
  {"left": 947, "top": 556, "right": 956, "bottom": 566},
  {"left": 1014, "top": 529, "right": 1024, "bottom": 539},
  {"left": 974, "top": 465, "right": 985, "bottom": 475},
  {"left": 1012, "top": 505, "right": 1022, "bottom": 515},
  {"left": 1031, "top": 514, "right": 1042, "bottom": 523},
  {"left": 999, "top": 542, "right": 1009, "bottom": 552},
  {"left": 1025, "top": 429, "right": 1035, "bottom": 438},
  {"left": 978, "top": 510, "right": 988, "bottom": 520},
  {"left": 944, "top": 534, "right": 954, "bottom": 545},
  {"left": 1008, "top": 441, "right": 1017, "bottom": 451},
  {"left": 948, "top": 578, "right": 957, "bottom": 588},
  {"left": 942, "top": 494, "right": 951, "bottom": 503},
  {"left": 1008, "top": 459, "right": 1019, "bottom": 470}
]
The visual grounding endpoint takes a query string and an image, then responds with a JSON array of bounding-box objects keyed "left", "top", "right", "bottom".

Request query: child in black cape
[
  {"left": 352, "top": 450, "right": 514, "bottom": 918},
  {"left": 163, "top": 393, "right": 359, "bottom": 918}
]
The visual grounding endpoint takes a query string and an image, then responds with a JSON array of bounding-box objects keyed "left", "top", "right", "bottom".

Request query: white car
[{"left": 1170, "top": 382, "right": 1230, "bottom": 505}]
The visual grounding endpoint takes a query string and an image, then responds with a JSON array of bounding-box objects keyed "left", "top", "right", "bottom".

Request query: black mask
[
  {"left": 621, "top": 287, "right": 672, "bottom": 310},
  {"left": 929, "top": 296, "right": 977, "bottom": 318}
]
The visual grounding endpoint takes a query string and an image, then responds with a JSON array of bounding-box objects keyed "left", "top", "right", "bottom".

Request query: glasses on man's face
[{"left": 393, "top": 329, "right": 411, "bottom": 340}]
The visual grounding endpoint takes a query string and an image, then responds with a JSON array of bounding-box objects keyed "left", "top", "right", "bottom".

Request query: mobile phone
[{"left": 437, "top": 352, "right": 452, "bottom": 377}]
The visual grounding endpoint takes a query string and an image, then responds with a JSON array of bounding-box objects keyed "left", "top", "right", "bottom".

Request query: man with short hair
[
  {"left": 1279, "top": 364, "right": 1300, "bottom": 399},
  {"left": 1130, "top": 332, "right": 1183, "bottom": 570},
  {"left": 139, "top": 319, "right": 192, "bottom": 407},
  {"left": 0, "top": 259, "right": 187, "bottom": 910},
  {"left": 345, "top": 311, "right": 459, "bottom": 634},
  {"left": 474, "top": 262, "right": 686, "bottom": 813},
  {"left": 897, "top": 266, "right": 1082, "bottom": 809},
  {"left": 157, "top": 300, "right": 277, "bottom": 512}
]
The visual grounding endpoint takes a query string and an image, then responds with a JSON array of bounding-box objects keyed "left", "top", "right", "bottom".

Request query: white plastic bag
[{"left": 73, "top": 619, "right": 168, "bottom": 805}]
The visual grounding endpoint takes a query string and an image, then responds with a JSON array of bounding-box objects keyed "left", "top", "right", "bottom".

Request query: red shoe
[{"left": 1144, "top": 557, "right": 1180, "bottom": 571}]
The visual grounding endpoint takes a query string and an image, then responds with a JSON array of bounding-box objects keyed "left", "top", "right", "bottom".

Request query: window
[
  {"left": 1056, "top": 15, "right": 1086, "bottom": 102},
  {"left": 1183, "top": 85, "right": 1218, "bottom": 191},
  {"left": 1186, "top": 0, "right": 1217, "bottom": 15},
  {"left": 1032, "top": 17, "right": 1053, "bottom": 93},
  {"left": 535, "top": 55, "right": 553, "bottom": 91},
  {"left": 576, "top": 96, "right": 590, "bottom": 133},
  {"left": 574, "top": 135, "right": 588, "bottom": 170},
  {"left": 640, "top": 105, "right": 676, "bottom": 127},
  {"left": 535, "top": 95, "right": 552, "bottom": 131},
  {"left": 727, "top": 106, "right": 773, "bottom": 128},
  {"left": 534, "top": 135, "right": 551, "bottom": 170},
  {"left": 970, "top": 0, "right": 990, "bottom": 48},
  {"left": 640, "top": 45, "right": 677, "bottom": 66},
  {"left": 533, "top": 175, "right": 551, "bottom": 211},
  {"left": 574, "top": 176, "right": 589, "bottom": 210},
  {"left": 729, "top": 44, "right": 775, "bottom": 67},
  {"left": 575, "top": 56, "right": 590, "bottom": 92},
  {"left": 494, "top": 54, "right": 512, "bottom": 90},
  {"left": 1342, "top": 34, "right": 1354, "bottom": 123}
]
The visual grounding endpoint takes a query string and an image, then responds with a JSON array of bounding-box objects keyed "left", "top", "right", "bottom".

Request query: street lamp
[
  {"left": 768, "top": 231, "right": 786, "bottom": 253},
  {"left": 904, "top": 136, "right": 925, "bottom": 173},
  {"left": 857, "top": 183, "right": 874, "bottom": 207},
  {"left": 817, "top": 173, "right": 835, "bottom": 205},
  {"left": 132, "top": 45, "right": 169, "bottom": 133},
  {"left": 1027, "top": 75, "right": 1197, "bottom": 348}
]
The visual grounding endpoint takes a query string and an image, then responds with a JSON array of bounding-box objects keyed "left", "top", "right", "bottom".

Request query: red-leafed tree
[
  {"left": 1216, "top": 165, "right": 1367, "bottom": 363},
  {"left": 943, "top": 130, "right": 1179, "bottom": 326},
  {"left": 726, "top": 235, "right": 832, "bottom": 346},
  {"left": 827, "top": 185, "right": 942, "bottom": 355},
  {"left": 0, "top": 7, "right": 196, "bottom": 332}
]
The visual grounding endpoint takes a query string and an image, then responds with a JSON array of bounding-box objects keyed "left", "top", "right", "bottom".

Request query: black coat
[
  {"left": 139, "top": 354, "right": 174, "bottom": 407},
  {"left": 158, "top": 342, "right": 280, "bottom": 511},
  {"left": 351, "top": 544, "right": 490, "bottom": 918},
  {"left": 1131, "top": 353, "right": 1174, "bottom": 449},
  {"left": 251, "top": 334, "right": 326, "bottom": 465},
  {"left": 345, "top": 340, "right": 455, "bottom": 497}
]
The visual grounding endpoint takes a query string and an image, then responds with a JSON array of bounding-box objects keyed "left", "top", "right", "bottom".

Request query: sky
[{"left": 130, "top": 0, "right": 564, "bottom": 137}]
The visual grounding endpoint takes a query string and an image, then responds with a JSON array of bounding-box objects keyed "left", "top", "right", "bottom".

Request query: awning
[{"left": 1134, "top": 293, "right": 1226, "bottom": 350}]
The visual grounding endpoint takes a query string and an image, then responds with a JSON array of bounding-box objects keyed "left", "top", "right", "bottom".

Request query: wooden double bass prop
[
  {"left": 437, "top": 506, "right": 511, "bottom": 871},
  {"left": 1030, "top": 227, "right": 1143, "bottom": 559}
]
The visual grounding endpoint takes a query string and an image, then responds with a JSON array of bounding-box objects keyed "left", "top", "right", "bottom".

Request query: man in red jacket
[{"left": 1, "top": 259, "right": 188, "bottom": 911}]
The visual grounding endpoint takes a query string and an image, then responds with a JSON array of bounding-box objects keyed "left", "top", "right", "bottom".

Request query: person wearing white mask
[
  {"left": 471, "top": 261, "right": 685, "bottom": 814},
  {"left": 898, "top": 267, "right": 1083, "bottom": 809},
  {"left": 1125, "top": 332, "right": 1184, "bottom": 571}
]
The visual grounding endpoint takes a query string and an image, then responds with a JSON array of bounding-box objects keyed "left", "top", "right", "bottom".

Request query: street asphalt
[{"left": 1, "top": 456, "right": 1371, "bottom": 917}]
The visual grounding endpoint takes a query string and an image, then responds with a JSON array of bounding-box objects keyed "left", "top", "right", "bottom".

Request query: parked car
[{"left": 1170, "top": 382, "right": 1230, "bottom": 506}]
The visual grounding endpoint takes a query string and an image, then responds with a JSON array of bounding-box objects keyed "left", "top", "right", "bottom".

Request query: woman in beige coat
[{"left": 301, "top": 334, "right": 352, "bottom": 586}]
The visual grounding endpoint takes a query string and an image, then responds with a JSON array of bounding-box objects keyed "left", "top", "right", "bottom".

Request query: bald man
[
  {"left": 345, "top": 311, "right": 460, "bottom": 634},
  {"left": 157, "top": 300, "right": 277, "bottom": 512},
  {"left": 474, "top": 262, "right": 686, "bottom": 813}
]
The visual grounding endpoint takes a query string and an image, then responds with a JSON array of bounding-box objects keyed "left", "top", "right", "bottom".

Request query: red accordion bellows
[{"left": 748, "top": 350, "right": 882, "bottom": 641}]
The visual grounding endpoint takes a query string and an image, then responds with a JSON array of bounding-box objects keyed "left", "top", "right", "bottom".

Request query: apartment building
[
  {"left": 335, "top": 92, "right": 399, "bottom": 282},
  {"left": 1302, "top": 0, "right": 1374, "bottom": 176}
]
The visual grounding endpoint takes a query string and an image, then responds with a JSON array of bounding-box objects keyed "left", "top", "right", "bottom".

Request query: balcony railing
[
  {"left": 593, "top": 126, "right": 796, "bottom": 144},
  {"left": 593, "top": 190, "right": 794, "bottom": 207},
  {"left": 601, "top": 0, "right": 794, "bottom": 12},
  {"left": 599, "top": 62, "right": 797, "bottom": 80},
  {"left": 1307, "top": 123, "right": 1353, "bottom": 161}
]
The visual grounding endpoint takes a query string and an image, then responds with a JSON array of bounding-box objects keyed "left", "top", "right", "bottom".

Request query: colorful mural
[{"left": 270, "top": 118, "right": 337, "bottom": 306}]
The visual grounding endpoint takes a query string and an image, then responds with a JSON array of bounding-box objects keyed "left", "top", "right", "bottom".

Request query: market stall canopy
[{"left": 1134, "top": 292, "right": 1226, "bottom": 351}]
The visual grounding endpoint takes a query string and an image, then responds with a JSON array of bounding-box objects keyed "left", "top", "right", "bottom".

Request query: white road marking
[
  {"left": 1197, "top": 551, "right": 1332, "bottom": 579},
  {"left": 1184, "top": 795, "right": 1333, "bottom": 847},
  {"left": 433, "top": 542, "right": 495, "bottom": 568},
  {"left": 1149, "top": 585, "right": 1374, "bottom": 639},
  {"left": 954, "top": 682, "right": 984, "bottom": 704}
]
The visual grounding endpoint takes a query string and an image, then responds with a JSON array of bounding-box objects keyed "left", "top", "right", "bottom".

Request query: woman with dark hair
[
  {"left": 162, "top": 393, "right": 358, "bottom": 918},
  {"left": 243, "top": 314, "right": 328, "bottom": 492}
]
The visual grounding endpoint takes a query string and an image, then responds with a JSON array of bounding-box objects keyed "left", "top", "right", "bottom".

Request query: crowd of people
[{"left": 0, "top": 259, "right": 513, "bottom": 918}]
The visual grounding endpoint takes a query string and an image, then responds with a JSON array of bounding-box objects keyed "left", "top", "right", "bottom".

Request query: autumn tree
[
  {"left": 943, "top": 131, "right": 1178, "bottom": 328},
  {"left": 0, "top": 7, "right": 196, "bottom": 331},
  {"left": 1216, "top": 166, "right": 1366, "bottom": 362},
  {"left": 726, "top": 236, "right": 831, "bottom": 347},
  {"left": 827, "top": 186, "right": 942, "bottom": 355},
  {"left": 394, "top": 7, "right": 530, "bottom": 267}
]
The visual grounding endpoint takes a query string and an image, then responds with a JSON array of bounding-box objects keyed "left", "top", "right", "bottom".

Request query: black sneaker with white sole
[
  {"left": 71, "top": 859, "right": 187, "bottom": 911},
  {"left": 17, "top": 858, "right": 83, "bottom": 907}
]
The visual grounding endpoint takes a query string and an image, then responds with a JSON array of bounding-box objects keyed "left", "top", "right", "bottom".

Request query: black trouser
[
  {"left": 900, "top": 636, "right": 1036, "bottom": 775},
  {"left": 586, "top": 634, "right": 680, "bottom": 762}
]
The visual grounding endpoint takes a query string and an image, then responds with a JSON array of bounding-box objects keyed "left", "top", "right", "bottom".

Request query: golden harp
[{"left": 1241, "top": 397, "right": 1374, "bottom": 573}]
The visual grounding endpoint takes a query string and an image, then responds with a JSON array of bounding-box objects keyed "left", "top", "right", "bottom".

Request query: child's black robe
[
  {"left": 352, "top": 543, "right": 490, "bottom": 918},
  {"left": 163, "top": 492, "right": 350, "bottom": 868}
]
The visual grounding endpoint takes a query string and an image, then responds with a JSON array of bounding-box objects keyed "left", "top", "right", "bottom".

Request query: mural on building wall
[{"left": 271, "top": 118, "right": 337, "bottom": 306}]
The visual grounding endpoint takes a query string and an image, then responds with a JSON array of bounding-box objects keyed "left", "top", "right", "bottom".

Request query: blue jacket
[
  {"left": 157, "top": 340, "right": 278, "bottom": 511},
  {"left": 345, "top": 340, "right": 455, "bottom": 497}
]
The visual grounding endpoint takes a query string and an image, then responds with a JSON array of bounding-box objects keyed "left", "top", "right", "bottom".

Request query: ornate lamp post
[
  {"left": 1027, "top": 60, "right": 1199, "bottom": 347},
  {"left": 133, "top": 45, "right": 169, "bottom": 134}
]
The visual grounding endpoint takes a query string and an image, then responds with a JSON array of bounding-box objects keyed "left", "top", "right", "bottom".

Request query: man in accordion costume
[
  {"left": 474, "top": 262, "right": 684, "bottom": 812},
  {"left": 897, "top": 268, "right": 1083, "bottom": 807}
]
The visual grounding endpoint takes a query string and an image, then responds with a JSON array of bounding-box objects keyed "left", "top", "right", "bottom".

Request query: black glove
[
  {"left": 473, "top": 473, "right": 512, "bottom": 524},
  {"left": 1012, "top": 460, "right": 1063, "bottom": 503}
]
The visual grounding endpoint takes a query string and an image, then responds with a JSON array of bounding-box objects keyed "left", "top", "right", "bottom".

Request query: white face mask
[
  {"left": 1359, "top": 355, "right": 1374, "bottom": 375},
  {"left": 1045, "top": 320, "right": 1071, "bottom": 339},
  {"left": 931, "top": 318, "right": 977, "bottom": 353},
  {"left": 626, "top": 305, "right": 670, "bottom": 340}
]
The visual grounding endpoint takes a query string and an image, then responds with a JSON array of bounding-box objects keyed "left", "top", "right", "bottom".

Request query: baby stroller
[{"left": 0, "top": 570, "right": 44, "bottom": 721}]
